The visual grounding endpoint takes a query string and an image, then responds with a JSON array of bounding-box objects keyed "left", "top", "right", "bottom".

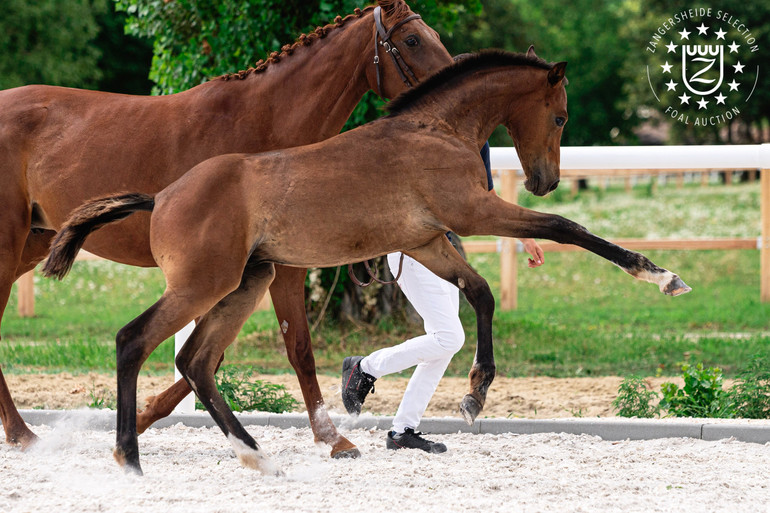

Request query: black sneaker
[
  {"left": 386, "top": 428, "right": 447, "bottom": 453},
  {"left": 341, "top": 356, "right": 376, "bottom": 415}
]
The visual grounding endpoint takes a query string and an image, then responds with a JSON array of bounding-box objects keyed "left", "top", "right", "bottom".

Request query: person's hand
[{"left": 520, "top": 238, "right": 544, "bottom": 268}]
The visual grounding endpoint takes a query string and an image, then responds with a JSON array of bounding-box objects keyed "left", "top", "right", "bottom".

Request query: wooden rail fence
[{"left": 14, "top": 144, "right": 770, "bottom": 315}]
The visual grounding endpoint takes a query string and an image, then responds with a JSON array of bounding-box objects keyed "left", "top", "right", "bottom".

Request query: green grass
[{"left": 2, "top": 181, "right": 767, "bottom": 379}]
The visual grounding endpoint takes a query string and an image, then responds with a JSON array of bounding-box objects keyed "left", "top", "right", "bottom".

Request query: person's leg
[{"left": 362, "top": 252, "right": 464, "bottom": 434}]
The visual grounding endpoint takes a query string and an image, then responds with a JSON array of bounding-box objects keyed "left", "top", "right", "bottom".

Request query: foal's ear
[
  {"left": 548, "top": 61, "right": 568, "bottom": 86},
  {"left": 526, "top": 45, "right": 537, "bottom": 58}
]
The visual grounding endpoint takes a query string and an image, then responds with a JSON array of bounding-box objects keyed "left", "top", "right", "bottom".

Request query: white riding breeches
[{"left": 360, "top": 252, "right": 465, "bottom": 434}]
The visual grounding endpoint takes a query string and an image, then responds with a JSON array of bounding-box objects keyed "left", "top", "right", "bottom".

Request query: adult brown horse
[
  {"left": 0, "top": 0, "right": 452, "bottom": 457},
  {"left": 44, "top": 50, "right": 691, "bottom": 475}
]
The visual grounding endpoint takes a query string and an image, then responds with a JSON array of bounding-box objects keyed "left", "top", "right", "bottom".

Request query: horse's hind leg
[
  {"left": 135, "top": 351, "right": 223, "bottom": 434},
  {"left": 175, "top": 261, "right": 281, "bottom": 474},
  {"left": 270, "top": 265, "right": 359, "bottom": 458},
  {"left": 114, "top": 287, "right": 224, "bottom": 474}
]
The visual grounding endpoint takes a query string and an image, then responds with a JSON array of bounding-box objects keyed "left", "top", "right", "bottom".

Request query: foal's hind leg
[
  {"left": 175, "top": 261, "right": 281, "bottom": 474},
  {"left": 113, "top": 287, "right": 226, "bottom": 474},
  {"left": 270, "top": 265, "right": 360, "bottom": 458},
  {"left": 135, "top": 351, "right": 222, "bottom": 434}
]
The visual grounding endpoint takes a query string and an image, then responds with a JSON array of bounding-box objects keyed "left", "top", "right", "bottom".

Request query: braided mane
[{"left": 218, "top": 1, "right": 412, "bottom": 81}]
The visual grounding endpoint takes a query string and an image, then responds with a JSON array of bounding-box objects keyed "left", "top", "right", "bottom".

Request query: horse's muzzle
[{"left": 525, "top": 176, "right": 560, "bottom": 197}]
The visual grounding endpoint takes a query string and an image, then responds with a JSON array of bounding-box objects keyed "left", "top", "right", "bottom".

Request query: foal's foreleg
[
  {"left": 175, "top": 261, "right": 281, "bottom": 475},
  {"left": 270, "top": 265, "right": 359, "bottom": 459},
  {"left": 404, "top": 236, "right": 496, "bottom": 425},
  {"left": 466, "top": 197, "right": 691, "bottom": 295}
]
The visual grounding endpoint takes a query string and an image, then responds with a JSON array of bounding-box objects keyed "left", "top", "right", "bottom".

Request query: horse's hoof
[
  {"left": 113, "top": 447, "right": 144, "bottom": 476},
  {"left": 459, "top": 394, "right": 483, "bottom": 425},
  {"left": 664, "top": 275, "right": 692, "bottom": 296},
  {"left": 8, "top": 427, "right": 40, "bottom": 451},
  {"left": 331, "top": 447, "right": 361, "bottom": 459}
]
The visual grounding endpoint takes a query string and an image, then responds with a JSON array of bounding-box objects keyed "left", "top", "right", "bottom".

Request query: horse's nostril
[{"left": 548, "top": 180, "right": 560, "bottom": 192}]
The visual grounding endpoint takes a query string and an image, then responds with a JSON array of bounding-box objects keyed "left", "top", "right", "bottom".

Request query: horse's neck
[
  {"left": 187, "top": 12, "right": 374, "bottom": 149},
  {"left": 419, "top": 67, "right": 543, "bottom": 147}
]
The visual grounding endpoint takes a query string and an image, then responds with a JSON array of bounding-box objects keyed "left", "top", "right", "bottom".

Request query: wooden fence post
[
  {"left": 18, "top": 270, "right": 35, "bottom": 318},
  {"left": 499, "top": 169, "right": 518, "bottom": 310},
  {"left": 761, "top": 167, "right": 770, "bottom": 302}
]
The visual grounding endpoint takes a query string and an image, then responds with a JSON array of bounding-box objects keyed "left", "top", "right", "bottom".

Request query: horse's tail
[{"left": 42, "top": 192, "right": 155, "bottom": 280}]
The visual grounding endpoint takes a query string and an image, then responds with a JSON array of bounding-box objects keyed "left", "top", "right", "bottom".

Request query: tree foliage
[{"left": 0, "top": 0, "right": 107, "bottom": 89}]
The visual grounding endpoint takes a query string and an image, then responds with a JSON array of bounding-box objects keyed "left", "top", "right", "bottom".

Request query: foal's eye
[
  {"left": 555, "top": 116, "right": 566, "bottom": 127},
  {"left": 405, "top": 35, "right": 420, "bottom": 47}
]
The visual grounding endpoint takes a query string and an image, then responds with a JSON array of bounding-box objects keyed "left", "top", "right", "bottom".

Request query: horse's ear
[
  {"left": 548, "top": 61, "right": 567, "bottom": 86},
  {"left": 526, "top": 45, "right": 537, "bottom": 58}
]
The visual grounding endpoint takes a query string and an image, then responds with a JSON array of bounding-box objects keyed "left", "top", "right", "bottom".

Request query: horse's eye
[
  {"left": 405, "top": 35, "right": 420, "bottom": 47},
  {"left": 555, "top": 116, "right": 566, "bottom": 127}
]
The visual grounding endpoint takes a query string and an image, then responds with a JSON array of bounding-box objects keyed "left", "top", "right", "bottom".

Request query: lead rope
[{"left": 347, "top": 252, "right": 405, "bottom": 288}]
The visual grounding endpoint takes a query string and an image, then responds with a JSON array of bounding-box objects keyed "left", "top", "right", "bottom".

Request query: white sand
[{"left": 2, "top": 417, "right": 769, "bottom": 513}]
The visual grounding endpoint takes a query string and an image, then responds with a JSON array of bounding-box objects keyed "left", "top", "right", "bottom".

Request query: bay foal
[{"left": 44, "top": 51, "right": 690, "bottom": 475}]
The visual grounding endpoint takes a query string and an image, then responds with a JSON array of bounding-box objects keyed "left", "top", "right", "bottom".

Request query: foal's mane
[
  {"left": 218, "top": 1, "right": 412, "bottom": 81},
  {"left": 385, "top": 50, "right": 553, "bottom": 115}
]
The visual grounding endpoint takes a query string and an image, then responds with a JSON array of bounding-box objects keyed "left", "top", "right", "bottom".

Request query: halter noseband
[{"left": 373, "top": 6, "right": 422, "bottom": 98}]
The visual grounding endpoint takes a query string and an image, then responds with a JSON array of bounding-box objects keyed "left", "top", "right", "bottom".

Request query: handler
[{"left": 341, "top": 141, "right": 545, "bottom": 453}]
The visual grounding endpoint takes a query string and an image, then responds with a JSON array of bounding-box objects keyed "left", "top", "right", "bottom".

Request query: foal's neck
[{"left": 419, "top": 66, "right": 545, "bottom": 149}]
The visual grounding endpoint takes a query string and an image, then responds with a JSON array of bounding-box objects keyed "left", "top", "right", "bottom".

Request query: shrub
[
  {"left": 659, "top": 363, "right": 733, "bottom": 418},
  {"left": 726, "top": 354, "right": 770, "bottom": 419},
  {"left": 196, "top": 366, "right": 299, "bottom": 414},
  {"left": 613, "top": 375, "right": 660, "bottom": 418}
]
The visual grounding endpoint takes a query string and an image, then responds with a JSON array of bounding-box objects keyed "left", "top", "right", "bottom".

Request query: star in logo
[
  {"left": 678, "top": 92, "right": 691, "bottom": 105},
  {"left": 666, "top": 41, "right": 678, "bottom": 53},
  {"left": 714, "top": 93, "right": 727, "bottom": 105},
  {"left": 696, "top": 23, "right": 709, "bottom": 35},
  {"left": 728, "top": 41, "right": 740, "bottom": 53},
  {"left": 733, "top": 61, "right": 745, "bottom": 73},
  {"left": 661, "top": 61, "right": 673, "bottom": 73},
  {"left": 697, "top": 98, "right": 709, "bottom": 109},
  {"left": 665, "top": 80, "right": 677, "bottom": 91},
  {"left": 715, "top": 28, "right": 727, "bottom": 40},
  {"left": 728, "top": 80, "right": 740, "bottom": 91},
  {"left": 679, "top": 28, "right": 691, "bottom": 40}
]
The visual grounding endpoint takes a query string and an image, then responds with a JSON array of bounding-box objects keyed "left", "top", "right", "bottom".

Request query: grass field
[{"left": 2, "top": 180, "right": 767, "bottom": 378}]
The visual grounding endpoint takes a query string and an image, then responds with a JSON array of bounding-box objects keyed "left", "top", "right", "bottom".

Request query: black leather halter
[{"left": 372, "top": 6, "right": 422, "bottom": 98}]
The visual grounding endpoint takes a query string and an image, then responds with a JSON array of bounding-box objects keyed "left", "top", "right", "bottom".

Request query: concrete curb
[{"left": 18, "top": 409, "right": 770, "bottom": 445}]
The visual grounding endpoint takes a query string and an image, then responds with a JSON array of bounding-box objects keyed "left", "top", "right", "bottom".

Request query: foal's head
[
  {"left": 366, "top": 0, "right": 452, "bottom": 98},
  {"left": 507, "top": 47, "right": 568, "bottom": 197}
]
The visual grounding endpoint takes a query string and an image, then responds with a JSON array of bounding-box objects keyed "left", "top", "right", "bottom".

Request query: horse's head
[
  {"left": 506, "top": 47, "right": 568, "bottom": 197},
  {"left": 366, "top": 0, "right": 453, "bottom": 99}
]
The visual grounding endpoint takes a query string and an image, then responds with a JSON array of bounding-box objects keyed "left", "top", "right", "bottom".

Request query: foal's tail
[{"left": 42, "top": 193, "right": 155, "bottom": 280}]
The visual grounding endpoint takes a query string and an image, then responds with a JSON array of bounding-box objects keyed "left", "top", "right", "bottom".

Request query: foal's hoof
[
  {"left": 663, "top": 275, "right": 692, "bottom": 296},
  {"left": 331, "top": 447, "right": 361, "bottom": 459},
  {"left": 113, "top": 448, "right": 144, "bottom": 476},
  {"left": 459, "top": 394, "right": 483, "bottom": 426}
]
